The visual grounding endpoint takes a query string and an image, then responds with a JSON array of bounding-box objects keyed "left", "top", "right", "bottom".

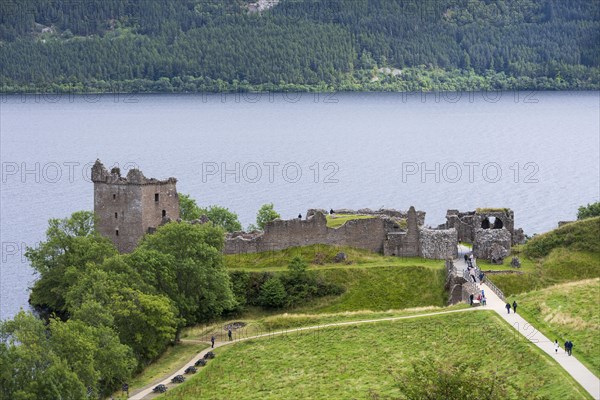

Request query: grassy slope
[
  {"left": 224, "top": 245, "right": 446, "bottom": 313},
  {"left": 488, "top": 217, "right": 600, "bottom": 296},
  {"left": 160, "top": 312, "right": 591, "bottom": 400},
  {"left": 509, "top": 278, "right": 600, "bottom": 377}
]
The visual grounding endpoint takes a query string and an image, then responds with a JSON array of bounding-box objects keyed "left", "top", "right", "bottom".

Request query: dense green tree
[
  {"left": 258, "top": 277, "right": 287, "bottom": 309},
  {"left": 64, "top": 259, "right": 179, "bottom": 363},
  {"left": 0, "top": 312, "right": 87, "bottom": 400},
  {"left": 48, "top": 318, "right": 136, "bottom": 397},
  {"left": 577, "top": 202, "right": 600, "bottom": 220},
  {"left": 136, "top": 222, "right": 236, "bottom": 325},
  {"left": 179, "top": 193, "right": 202, "bottom": 221},
  {"left": 199, "top": 205, "right": 243, "bottom": 232},
  {"left": 256, "top": 203, "right": 281, "bottom": 230},
  {"left": 26, "top": 211, "right": 117, "bottom": 316},
  {"left": 179, "top": 194, "right": 243, "bottom": 231}
]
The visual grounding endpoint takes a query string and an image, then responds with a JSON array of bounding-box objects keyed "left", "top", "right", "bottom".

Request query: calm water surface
[{"left": 1, "top": 91, "right": 599, "bottom": 319}]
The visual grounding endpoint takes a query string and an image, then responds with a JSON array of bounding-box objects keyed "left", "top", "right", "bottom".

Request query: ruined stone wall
[
  {"left": 445, "top": 210, "right": 475, "bottom": 243},
  {"left": 419, "top": 228, "right": 458, "bottom": 259},
  {"left": 473, "top": 228, "right": 512, "bottom": 261},
  {"left": 224, "top": 212, "right": 391, "bottom": 255},
  {"left": 92, "top": 160, "right": 179, "bottom": 253}
]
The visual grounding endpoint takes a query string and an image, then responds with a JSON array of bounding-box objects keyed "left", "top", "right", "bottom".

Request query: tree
[
  {"left": 179, "top": 193, "right": 202, "bottom": 221},
  {"left": 26, "top": 211, "right": 117, "bottom": 316},
  {"left": 48, "top": 318, "right": 136, "bottom": 397},
  {"left": 256, "top": 203, "right": 281, "bottom": 230},
  {"left": 577, "top": 202, "right": 600, "bottom": 220},
  {"left": 258, "top": 277, "right": 287, "bottom": 308},
  {"left": 288, "top": 256, "right": 308, "bottom": 279},
  {"left": 179, "top": 194, "right": 242, "bottom": 232},
  {"left": 64, "top": 258, "right": 179, "bottom": 364},
  {"left": 111, "top": 288, "right": 179, "bottom": 363},
  {"left": 0, "top": 312, "right": 87, "bottom": 400},
  {"left": 136, "top": 222, "right": 236, "bottom": 325},
  {"left": 199, "top": 205, "right": 242, "bottom": 232}
]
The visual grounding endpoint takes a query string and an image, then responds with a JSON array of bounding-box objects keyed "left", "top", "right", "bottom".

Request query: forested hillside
[{"left": 1, "top": 0, "right": 598, "bottom": 93}]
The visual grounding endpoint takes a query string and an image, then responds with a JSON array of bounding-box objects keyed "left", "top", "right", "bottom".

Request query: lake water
[{"left": 1, "top": 91, "right": 599, "bottom": 320}]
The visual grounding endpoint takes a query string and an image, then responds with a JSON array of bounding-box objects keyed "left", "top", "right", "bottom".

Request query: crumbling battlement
[{"left": 92, "top": 160, "right": 179, "bottom": 253}]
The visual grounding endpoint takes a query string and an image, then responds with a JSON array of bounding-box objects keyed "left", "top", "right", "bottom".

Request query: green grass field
[
  {"left": 325, "top": 213, "right": 375, "bottom": 228},
  {"left": 159, "top": 311, "right": 591, "bottom": 399},
  {"left": 509, "top": 278, "right": 600, "bottom": 377}
]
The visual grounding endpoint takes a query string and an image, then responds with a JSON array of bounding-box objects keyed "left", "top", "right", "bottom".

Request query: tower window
[
  {"left": 162, "top": 210, "right": 166, "bottom": 217},
  {"left": 155, "top": 193, "right": 159, "bottom": 202},
  {"left": 113, "top": 194, "right": 116, "bottom": 200},
  {"left": 115, "top": 230, "right": 119, "bottom": 236},
  {"left": 115, "top": 212, "right": 118, "bottom": 219}
]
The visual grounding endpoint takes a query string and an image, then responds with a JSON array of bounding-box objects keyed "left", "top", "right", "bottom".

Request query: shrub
[{"left": 258, "top": 277, "right": 288, "bottom": 308}]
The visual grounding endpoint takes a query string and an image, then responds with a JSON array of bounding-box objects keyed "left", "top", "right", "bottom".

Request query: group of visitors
[
  {"left": 505, "top": 301, "right": 518, "bottom": 314},
  {"left": 553, "top": 339, "right": 575, "bottom": 355},
  {"left": 564, "top": 340, "right": 574, "bottom": 356},
  {"left": 469, "top": 289, "right": 487, "bottom": 306},
  {"left": 209, "top": 329, "right": 233, "bottom": 349},
  {"left": 464, "top": 253, "right": 483, "bottom": 284}
]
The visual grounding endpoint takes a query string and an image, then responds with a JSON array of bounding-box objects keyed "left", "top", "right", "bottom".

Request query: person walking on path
[
  {"left": 469, "top": 293, "right": 474, "bottom": 306},
  {"left": 554, "top": 340, "right": 560, "bottom": 354},
  {"left": 469, "top": 268, "right": 477, "bottom": 283},
  {"left": 464, "top": 254, "right": 469, "bottom": 263},
  {"left": 567, "top": 341, "right": 573, "bottom": 356},
  {"left": 228, "top": 329, "right": 232, "bottom": 341},
  {"left": 210, "top": 335, "right": 215, "bottom": 348},
  {"left": 505, "top": 302, "right": 511, "bottom": 314},
  {"left": 512, "top": 300, "right": 518, "bottom": 314},
  {"left": 482, "top": 295, "right": 487, "bottom": 306}
]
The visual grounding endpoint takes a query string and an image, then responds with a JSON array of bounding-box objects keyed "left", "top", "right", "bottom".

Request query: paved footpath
[
  {"left": 481, "top": 282, "right": 600, "bottom": 399},
  {"left": 456, "top": 250, "right": 599, "bottom": 399}
]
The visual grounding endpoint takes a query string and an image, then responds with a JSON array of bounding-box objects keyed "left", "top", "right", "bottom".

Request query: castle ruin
[
  {"left": 91, "top": 161, "right": 522, "bottom": 262},
  {"left": 91, "top": 160, "right": 180, "bottom": 253}
]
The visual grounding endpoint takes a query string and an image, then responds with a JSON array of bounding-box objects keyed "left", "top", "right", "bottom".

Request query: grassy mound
[
  {"left": 310, "top": 266, "right": 446, "bottom": 312},
  {"left": 489, "top": 218, "right": 600, "bottom": 296},
  {"left": 159, "top": 312, "right": 591, "bottom": 399},
  {"left": 225, "top": 245, "right": 446, "bottom": 313},
  {"left": 509, "top": 278, "right": 600, "bottom": 377},
  {"left": 524, "top": 217, "right": 600, "bottom": 259}
]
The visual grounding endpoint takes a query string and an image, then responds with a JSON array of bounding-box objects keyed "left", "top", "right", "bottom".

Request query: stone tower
[{"left": 91, "top": 160, "right": 180, "bottom": 253}]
